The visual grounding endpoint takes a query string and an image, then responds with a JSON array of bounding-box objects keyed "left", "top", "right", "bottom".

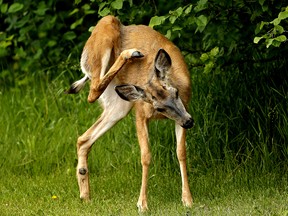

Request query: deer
[{"left": 66, "top": 15, "right": 194, "bottom": 211}]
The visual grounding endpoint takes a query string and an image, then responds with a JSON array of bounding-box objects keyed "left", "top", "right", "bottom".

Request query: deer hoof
[
  {"left": 131, "top": 51, "right": 144, "bottom": 58},
  {"left": 137, "top": 200, "right": 148, "bottom": 212}
]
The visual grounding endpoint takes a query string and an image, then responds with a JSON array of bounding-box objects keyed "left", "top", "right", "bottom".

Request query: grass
[
  {"left": 0, "top": 72, "right": 288, "bottom": 215},
  {"left": 1, "top": 169, "right": 288, "bottom": 215}
]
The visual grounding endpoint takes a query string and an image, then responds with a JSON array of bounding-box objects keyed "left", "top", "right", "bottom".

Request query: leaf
[
  {"left": 278, "top": 11, "right": 288, "bottom": 20},
  {"left": 266, "top": 38, "right": 273, "bottom": 48},
  {"left": 82, "top": 4, "right": 90, "bottom": 11},
  {"left": 172, "top": 26, "right": 182, "bottom": 31},
  {"left": 0, "top": 40, "right": 12, "bottom": 48},
  {"left": 63, "top": 31, "right": 76, "bottom": 40},
  {"left": 274, "top": 25, "right": 284, "bottom": 34},
  {"left": 1, "top": 3, "right": 8, "bottom": 14},
  {"left": 204, "top": 61, "right": 214, "bottom": 74},
  {"left": 175, "top": 7, "right": 183, "bottom": 16},
  {"left": 259, "top": 21, "right": 268, "bottom": 30},
  {"left": 165, "top": 29, "right": 171, "bottom": 39},
  {"left": 210, "top": 47, "right": 219, "bottom": 57},
  {"left": 6, "top": 35, "right": 14, "bottom": 41},
  {"left": 271, "top": 40, "right": 281, "bottom": 47},
  {"left": 88, "top": 26, "right": 95, "bottom": 32},
  {"left": 271, "top": 18, "right": 280, "bottom": 26},
  {"left": 254, "top": 23, "right": 261, "bottom": 35},
  {"left": 84, "top": 10, "right": 95, "bottom": 15},
  {"left": 194, "top": 0, "right": 208, "bottom": 13},
  {"left": 184, "top": 4, "right": 193, "bottom": 14},
  {"left": 196, "top": 15, "right": 208, "bottom": 26},
  {"left": 259, "top": 0, "right": 265, "bottom": 6},
  {"left": 33, "top": 2, "right": 48, "bottom": 16},
  {"left": 47, "top": 40, "right": 57, "bottom": 47},
  {"left": 33, "top": 49, "right": 43, "bottom": 59},
  {"left": 15, "top": 47, "right": 27, "bottom": 58},
  {"left": 128, "top": 0, "right": 133, "bottom": 7},
  {"left": 253, "top": 36, "right": 263, "bottom": 44},
  {"left": 98, "top": 2, "right": 107, "bottom": 11},
  {"left": 149, "top": 16, "right": 166, "bottom": 28},
  {"left": 98, "top": 7, "right": 110, "bottom": 17},
  {"left": 261, "top": 4, "right": 268, "bottom": 12},
  {"left": 169, "top": 15, "right": 177, "bottom": 24},
  {"left": 274, "top": 35, "right": 287, "bottom": 42},
  {"left": 69, "top": 8, "right": 79, "bottom": 16},
  {"left": 70, "top": 18, "right": 83, "bottom": 29},
  {"left": 111, "top": 0, "right": 123, "bottom": 10},
  {"left": 200, "top": 53, "right": 209, "bottom": 62},
  {"left": 8, "top": 3, "right": 24, "bottom": 13},
  {"left": 195, "top": 15, "right": 208, "bottom": 32},
  {"left": 14, "top": 14, "right": 30, "bottom": 28}
]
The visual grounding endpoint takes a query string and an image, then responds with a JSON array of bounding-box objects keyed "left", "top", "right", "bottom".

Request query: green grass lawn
[
  {"left": 0, "top": 79, "right": 288, "bottom": 215},
  {"left": 1, "top": 170, "right": 288, "bottom": 215}
]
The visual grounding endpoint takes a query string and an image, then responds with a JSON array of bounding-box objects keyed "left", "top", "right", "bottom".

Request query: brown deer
[{"left": 66, "top": 15, "right": 194, "bottom": 211}]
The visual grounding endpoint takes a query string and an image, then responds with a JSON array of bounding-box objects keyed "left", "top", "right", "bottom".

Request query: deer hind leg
[
  {"left": 76, "top": 89, "right": 133, "bottom": 200},
  {"left": 135, "top": 110, "right": 151, "bottom": 212},
  {"left": 88, "top": 48, "right": 144, "bottom": 103},
  {"left": 87, "top": 48, "right": 111, "bottom": 103},
  {"left": 175, "top": 124, "right": 193, "bottom": 207}
]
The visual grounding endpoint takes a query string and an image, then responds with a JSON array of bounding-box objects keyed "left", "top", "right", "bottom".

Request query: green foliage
[
  {"left": 0, "top": 0, "right": 84, "bottom": 88},
  {"left": 254, "top": 6, "right": 288, "bottom": 48}
]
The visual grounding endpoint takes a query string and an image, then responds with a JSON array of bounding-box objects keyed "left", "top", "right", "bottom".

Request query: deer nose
[{"left": 182, "top": 118, "right": 194, "bottom": 129}]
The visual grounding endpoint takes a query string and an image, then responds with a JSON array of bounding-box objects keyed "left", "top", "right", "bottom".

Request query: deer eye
[{"left": 156, "top": 108, "right": 165, "bottom": 112}]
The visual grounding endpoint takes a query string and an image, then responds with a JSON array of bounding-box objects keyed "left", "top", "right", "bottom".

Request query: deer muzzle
[{"left": 182, "top": 118, "right": 194, "bottom": 129}]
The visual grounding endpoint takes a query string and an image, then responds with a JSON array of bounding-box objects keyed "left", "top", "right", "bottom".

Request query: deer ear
[
  {"left": 115, "top": 84, "right": 146, "bottom": 101},
  {"left": 154, "top": 48, "right": 172, "bottom": 80}
]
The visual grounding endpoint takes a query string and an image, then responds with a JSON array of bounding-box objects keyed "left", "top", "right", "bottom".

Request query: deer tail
[{"left": 65, "top": 75, "right": 90, "bottom": 94}]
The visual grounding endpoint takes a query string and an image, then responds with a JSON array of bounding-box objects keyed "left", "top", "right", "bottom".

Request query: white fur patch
[
  {"left": 100, "top": 49, "right": 112, "bottom": 78},
  {"left": 80, "top": 48, "right": 91, "bottom": 78},
  {"left": 71, "top": 75, "right": 89, "bottom": 93}
]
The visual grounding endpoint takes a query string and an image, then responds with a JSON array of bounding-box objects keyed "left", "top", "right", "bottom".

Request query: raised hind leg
[{"left": 88, "top": 49, "right": 144, "bottom": 103}]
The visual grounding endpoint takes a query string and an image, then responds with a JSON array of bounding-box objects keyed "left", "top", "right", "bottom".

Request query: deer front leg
[
  {"left": 135, "top": 112, "right": 151, "bottom": 212},
  {"left": 88, "top": 49, "right": 144, "bottom": 103},
  {"left": 175, "top": 124, "right": 193, "bottom": 207}
]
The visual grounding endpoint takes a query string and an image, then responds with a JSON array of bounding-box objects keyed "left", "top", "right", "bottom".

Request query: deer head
[{"left": 115, "top": 49, "right": 194, "bottom": 129}]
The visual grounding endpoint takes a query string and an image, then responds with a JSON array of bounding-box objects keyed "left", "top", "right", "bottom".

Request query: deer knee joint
[
  {"left": 141, "top": 152, "right": 151, "bottom": 166},
  {"left": 77, "top": 136, "right": 90, "bottom": 146}
]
